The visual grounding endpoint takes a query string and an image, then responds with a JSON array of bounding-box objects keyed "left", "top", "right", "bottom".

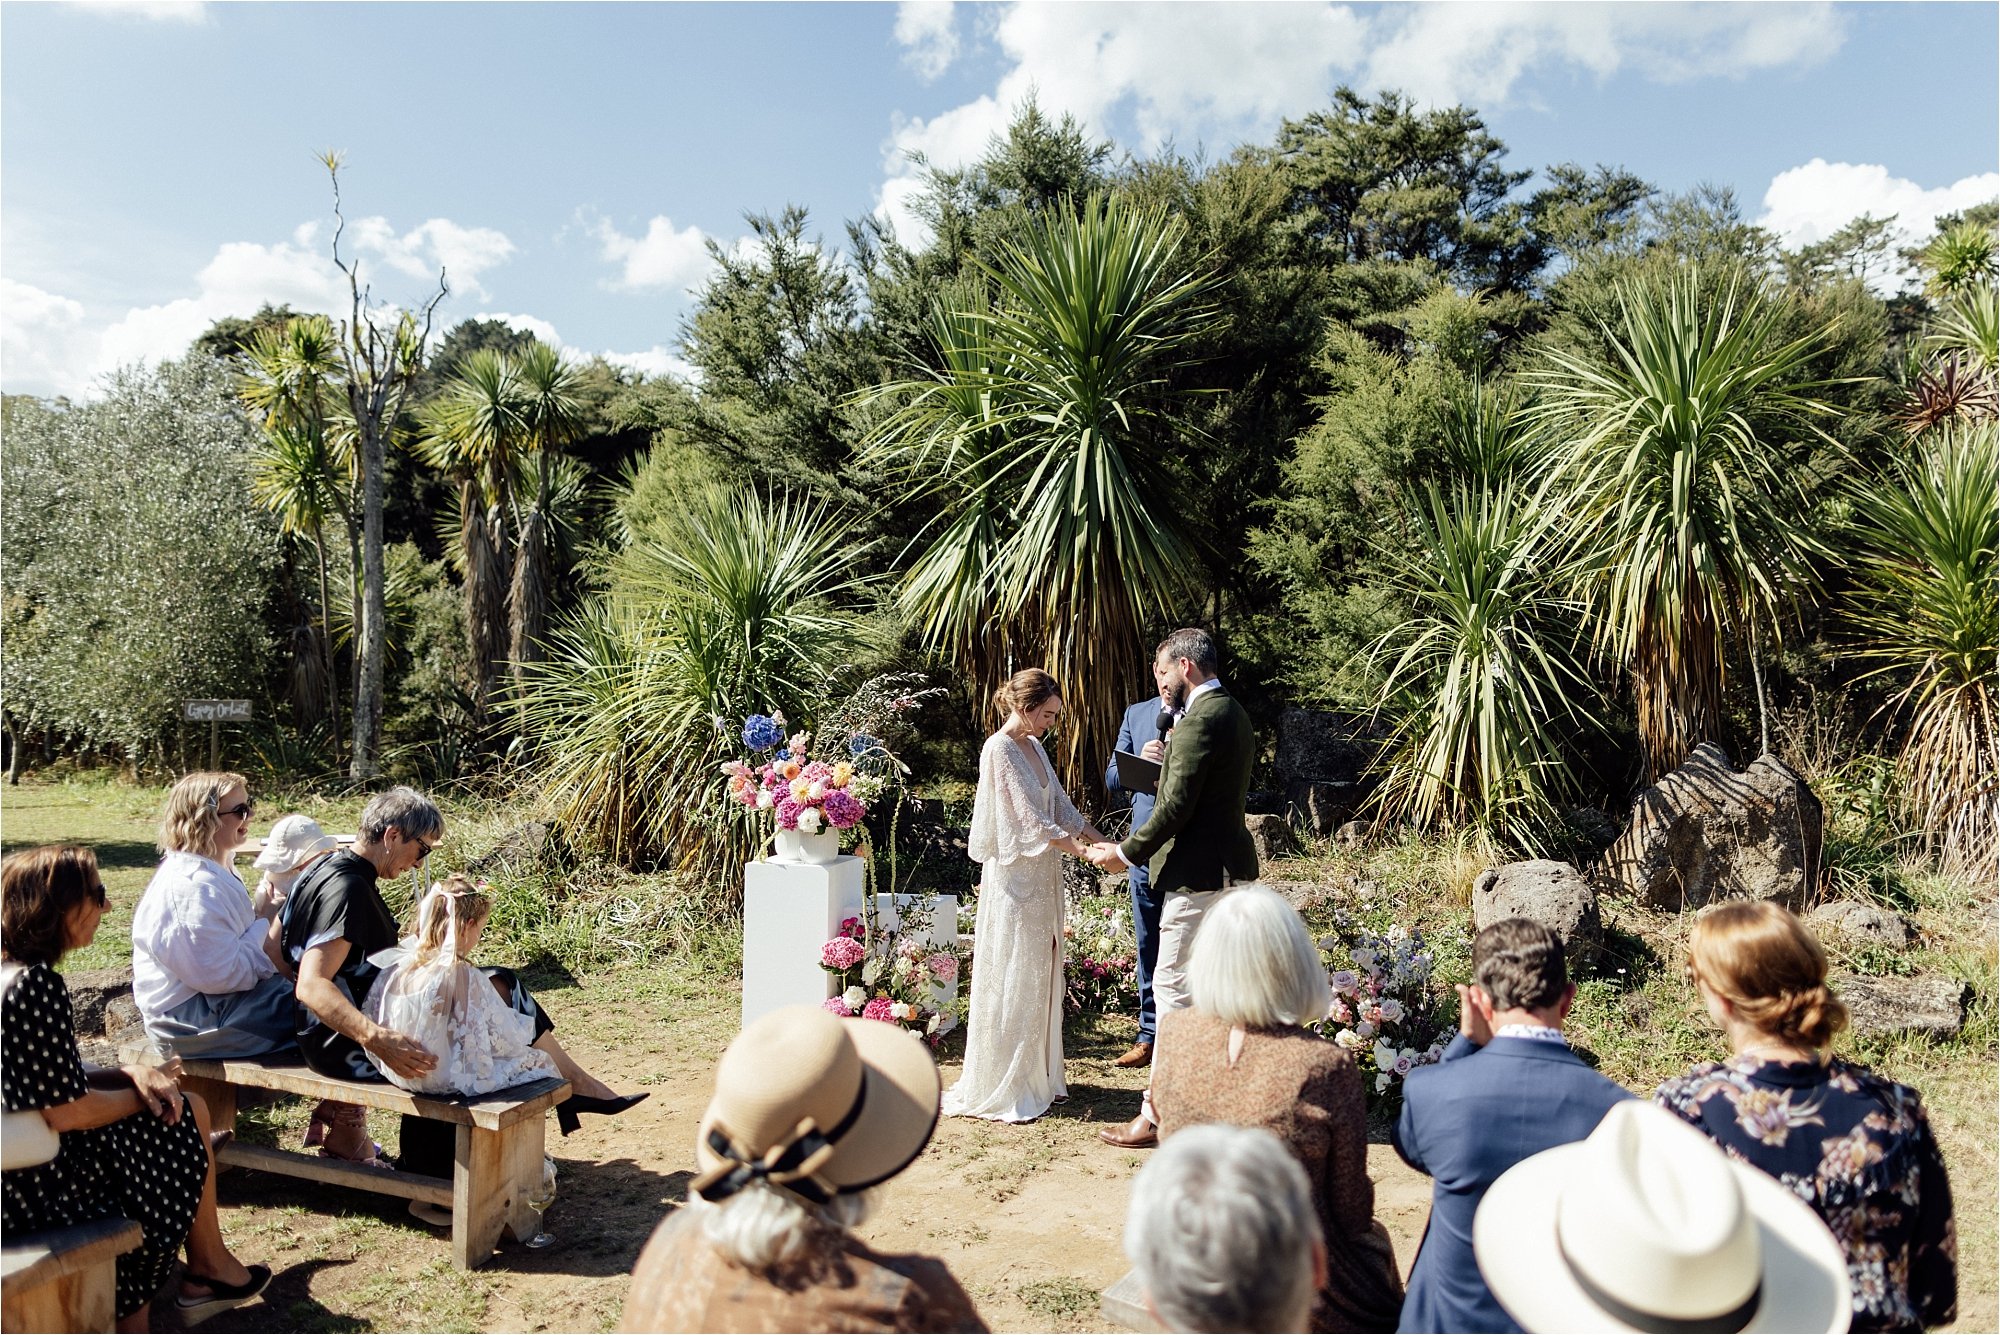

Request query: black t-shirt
[{"left": 281, "top": 849, "right": 399, "bottom": 1010}]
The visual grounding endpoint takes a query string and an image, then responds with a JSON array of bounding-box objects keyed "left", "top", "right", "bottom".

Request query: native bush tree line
[{"left": 2, "top": 91, "right": 1993, "bottom": 880}]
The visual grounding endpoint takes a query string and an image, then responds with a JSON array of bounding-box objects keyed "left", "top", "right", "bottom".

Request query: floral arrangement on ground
[
  {"left": 819, "top": 897, "right": 965, "bottom": 1046},
  {"left": 1064, "top": 888, "right": 1140, "bottom": 1013},
  {"left": 1311, "top": 910, "right": 1453, "bottom": 1106}
]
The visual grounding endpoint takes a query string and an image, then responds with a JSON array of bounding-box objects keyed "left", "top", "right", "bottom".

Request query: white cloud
[
  {"left": 4, "top": 215, "right": 516, "bottom": 399},
  {"left": 598, "top": 344, "right": 701, "bottom": 385},
  {"left": 593, "top": 214, "right": 716, "bottom": 292},
  {"left": 1, "top": 279, "right": 94, "bottom": 400},
  {"left": 58, "top": 0, "right": 208, "bottom": 21},
  {"left": 872, "top": 1, "right": 1852, "bottom": 245},
  {"left": 895, "top": 1, "right": 960, "bottom": 81},
  {"left": 471, "top": 311, "right": 563, "bottom": 347},
  {"left": 1758, "top": 160, "right": 2000, "bottom": 289}
]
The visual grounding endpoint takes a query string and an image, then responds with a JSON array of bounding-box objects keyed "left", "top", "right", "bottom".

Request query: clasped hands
[{"left": 1080, "top": 842, "right": 1129, "bottom": 871}]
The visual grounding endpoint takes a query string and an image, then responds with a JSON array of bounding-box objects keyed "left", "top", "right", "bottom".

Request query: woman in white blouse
[
  {"left": 941, "top": 668, "right": 1107, "bottom": 1123},
  {"left": 130, "top": 772, "right": 299, "bottom": 1064}
]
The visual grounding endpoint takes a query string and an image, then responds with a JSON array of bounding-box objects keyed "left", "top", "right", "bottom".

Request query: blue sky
[{"left": 4, "top": 1, "right": 1995, "bottom": 398}]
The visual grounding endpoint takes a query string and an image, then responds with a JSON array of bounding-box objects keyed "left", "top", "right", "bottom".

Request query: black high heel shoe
[{"left": 555, "top": 1091, "right": 649, "bottom": 1136}]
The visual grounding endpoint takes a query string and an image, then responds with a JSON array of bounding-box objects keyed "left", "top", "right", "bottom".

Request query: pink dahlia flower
[
  {"left": 820, "top": 937, "right": 866, "bottom": 970},
  {"left": 820, "top": 788, "right": 865, "bottom": 829},
  {"left": 822, "top": 996, "right": 853, "bottom": 1017},
  {"left": 861, "top": 996, "right": 897, "bottom": 1023}
]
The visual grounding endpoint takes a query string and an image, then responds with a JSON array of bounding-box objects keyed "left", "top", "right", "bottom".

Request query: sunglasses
[
  {"left": 405, "top": 833, "right": 436, "bottom": 862},
  {"left": 217, "top": 801, "right": 255, "bottom": 819},
  {"left": 89, "top": 882, "right": 109, "bottom": 907}
]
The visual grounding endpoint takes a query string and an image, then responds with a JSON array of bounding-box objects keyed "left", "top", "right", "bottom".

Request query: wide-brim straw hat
[
  {"left": 254, "top": 814, "right": 338, "bottom": 871},
  {"left": 693, "top": 1005, "right": 940, "bottom": 1205},
  {"left": 1476, "top": 1100, "right": 1852, "bottom": 1334}
]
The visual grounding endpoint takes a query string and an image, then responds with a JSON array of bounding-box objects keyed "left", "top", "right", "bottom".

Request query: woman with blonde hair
[
  {"left": 941, "top": 668, "right": 1109, "bottom": 1123},
  {"left": 1148, "top": 884, "right": 1403, "bottom": 1333},
  {"left": 1654, "top": 900, "right": 1956, "bottom": 1333},
  {"left": 130, "top": 772, "right": 298, "bottom": 1065}
]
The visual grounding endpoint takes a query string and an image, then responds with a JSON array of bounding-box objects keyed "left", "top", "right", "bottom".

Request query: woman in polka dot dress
[{"left": 2, "top": 844, "right": 270, "bottom": 1331}]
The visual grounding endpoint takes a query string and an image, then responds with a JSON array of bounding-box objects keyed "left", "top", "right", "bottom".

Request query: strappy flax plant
[
  {"left": 1846, "top": 422, "right": 1999, "bottom": 873},
  {"left": 1525, "top": 265, "right": 1845, "bottom": 779},
  {"left": 860, "top": 196, "right": 1218, "bottom": 795},
  {"left": 514, "top": 486, "right": 874, "bottom": 884}
]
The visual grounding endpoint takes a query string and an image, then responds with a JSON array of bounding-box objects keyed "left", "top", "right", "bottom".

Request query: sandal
[
  {"left": 317, "top": 1104, "right": 392, "bottom": 1170},
  {"left": 302, "top": 1099, "right": 337, "bottom": 1150},
  {"left": 176, "top": 1263, "right": 271, "bottom": 1325}
]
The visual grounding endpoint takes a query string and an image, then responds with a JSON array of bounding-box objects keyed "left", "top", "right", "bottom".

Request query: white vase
[{"left": 772, "top": 827, "right": 841, "bottom": 864}]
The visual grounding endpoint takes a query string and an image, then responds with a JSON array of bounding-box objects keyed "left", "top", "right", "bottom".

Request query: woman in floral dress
[{"left": 1654, "top": 901, "right": 1955, "bottom": 1334}]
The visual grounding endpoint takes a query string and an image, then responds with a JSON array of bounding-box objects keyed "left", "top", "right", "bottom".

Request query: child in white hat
[{"left": 250, "top": 814, "right": 338, "bottom": 919}]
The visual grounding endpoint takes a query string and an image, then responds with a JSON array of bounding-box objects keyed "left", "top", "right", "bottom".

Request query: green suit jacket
[{"left": 1119, "top": 685, "right": 1258, "bottom": 895}]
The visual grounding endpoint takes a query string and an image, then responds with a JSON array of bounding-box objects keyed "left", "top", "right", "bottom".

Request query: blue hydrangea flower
[
  {"left": 741, "top": 714, "right": 785, "bottom": 752},
  {"left": 849, "top": 733, "right": 881, "bottom": 758}
]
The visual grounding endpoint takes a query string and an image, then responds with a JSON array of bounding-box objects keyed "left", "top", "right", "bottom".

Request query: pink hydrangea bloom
[
  {"left": 774, "top": 796, "right": 805, "bottom": 830},
  {"left": 861, "top": 996, "right": 897, "bottom": 1023},
  {"left": 927, "top": 953, "right": 959, "bottom": 984},
  {"left": 820, "top": 788, "right": 865, "bottom": 829},
  {"left": 821, "top": 937, "right": 866, "bottom": 970},
  {"left": 822, "top": 996, "right": 853, "bottom": 1017}
]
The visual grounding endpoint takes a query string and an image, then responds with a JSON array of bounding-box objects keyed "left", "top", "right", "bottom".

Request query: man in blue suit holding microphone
[{"left": 1104, "top": 659, "right": 1177, "bottom": 1068}]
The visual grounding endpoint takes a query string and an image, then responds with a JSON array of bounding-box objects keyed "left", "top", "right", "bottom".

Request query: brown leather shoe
[
  {"left": 1098, "top": 1115, "right": 1158, "bottom": 1149},
  {"left": 1112, "top": 1041, "right": 1153, "bottom": 1068}
]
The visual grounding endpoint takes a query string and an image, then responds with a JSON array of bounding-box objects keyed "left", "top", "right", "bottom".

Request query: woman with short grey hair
[
  {"left": 1149, "top": 885, "right": 1403, "bottom": 1332},
  {"left": 1126, "top": 1124, "right": 1324, "bottom": 1333}
]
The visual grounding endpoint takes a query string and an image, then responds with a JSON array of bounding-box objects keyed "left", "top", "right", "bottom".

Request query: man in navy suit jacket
[
  {"left": 1393, "top": 918, "right": 1631, "bottom": 1333},
  {"left": 1105, "top": 667, "right": 1175, "bottom": 1067}
]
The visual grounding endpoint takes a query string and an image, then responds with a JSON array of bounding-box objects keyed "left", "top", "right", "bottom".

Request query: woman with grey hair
[
  {"left": 1149, "top": 884, "right": 1403, "bottom": 1332},
  {"left": 620, "top": 1005, "right": 984, "bottom": 1333},
  {"left": 283, "top": 786, "right": 642, "bottom": 1165},
  {"left": 1126, "top": 1123, "right": 1325, "bottom": 1333}
]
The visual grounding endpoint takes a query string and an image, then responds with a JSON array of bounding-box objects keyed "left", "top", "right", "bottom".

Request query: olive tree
[{"left": 1, "top": 359, "right": 281, "bottom": 765}]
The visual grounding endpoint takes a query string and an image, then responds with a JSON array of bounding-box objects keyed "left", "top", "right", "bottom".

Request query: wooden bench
[
  {"left": 1, "top": 1216, "right": 144, "bottom": 1333},
  {"left": 122, "top": 1046, "right": 568, "bottom": 1270}
]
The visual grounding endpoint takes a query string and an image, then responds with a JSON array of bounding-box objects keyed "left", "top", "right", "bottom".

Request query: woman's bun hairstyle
[
  {"left": 1689, "top": 901, "right": 1848, "bottom": 1050},
  {"left": 994, "top": 668, "right": 1061, "bottom": 719}
]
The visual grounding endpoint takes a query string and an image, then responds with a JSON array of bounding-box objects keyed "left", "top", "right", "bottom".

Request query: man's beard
[{"left": 1165, "top": 675, "right": 1189, "bottom": 710}]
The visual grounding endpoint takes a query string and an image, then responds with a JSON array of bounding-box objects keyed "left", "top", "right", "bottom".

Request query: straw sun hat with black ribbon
[
  {"left": 1475, "top": 1100, "right": 1852, "bottom": 1334},
  {"left": 693, "top": 1005, "right": 942, "bottom": 1208}
]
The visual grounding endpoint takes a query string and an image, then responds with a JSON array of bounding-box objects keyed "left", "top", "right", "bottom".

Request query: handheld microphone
[{"left": 1155, "top": 708, "right": 1175, "bottom": 743}]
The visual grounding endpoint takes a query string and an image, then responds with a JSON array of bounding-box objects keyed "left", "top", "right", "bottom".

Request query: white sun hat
[
  {"left": 253, "top": 814, "right": 339, "bottom": 871},
  {"left": 1475, "top": 1100, "right": 1852, "bottom": 1334}
]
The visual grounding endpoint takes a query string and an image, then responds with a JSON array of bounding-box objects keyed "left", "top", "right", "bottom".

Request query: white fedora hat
[
  {"left": 254, "top": 814, "right": 338, "bottom": 871},
  {"left": 1475, "top": 1100, "right": 1851, "bottom": 1334}
]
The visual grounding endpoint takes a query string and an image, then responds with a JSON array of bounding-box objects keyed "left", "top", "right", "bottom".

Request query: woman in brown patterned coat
[{"left": 1150, "top": 885, "right": 1404, "bottom": 1334}]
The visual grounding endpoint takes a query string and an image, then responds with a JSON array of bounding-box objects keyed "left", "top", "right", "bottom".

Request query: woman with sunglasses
[{"left": 131, "top": 772, "right": 300, "bottom": 1078}]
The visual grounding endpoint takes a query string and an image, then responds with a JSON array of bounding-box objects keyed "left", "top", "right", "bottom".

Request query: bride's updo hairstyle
[
  {"left": 994, "top": 668, "right": 1061, "bottom": 720},
  {"left": 1687, "top": 901, "right": 1848, "bottom": 1051},
  {"left": 412, "top": 873, "right": 492, "bottom": 960}
]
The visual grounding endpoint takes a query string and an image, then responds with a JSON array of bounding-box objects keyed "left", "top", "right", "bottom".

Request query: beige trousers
[{"left": 1139, "top": 886, "right": 1227, "bottom": 1125}]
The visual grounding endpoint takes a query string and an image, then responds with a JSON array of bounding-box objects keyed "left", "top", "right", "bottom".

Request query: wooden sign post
[{"left": 183, "top": 699, "right": 252, "bottom": 770}]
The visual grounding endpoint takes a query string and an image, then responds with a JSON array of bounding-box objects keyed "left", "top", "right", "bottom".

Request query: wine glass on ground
[{"left": 522, "top": 1156, "right": 557, "bottom": 1249}]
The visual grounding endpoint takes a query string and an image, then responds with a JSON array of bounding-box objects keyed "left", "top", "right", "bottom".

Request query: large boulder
[
  {"left": 1276, "top": 709, "right": 1380, "bottom": 834},
  {"left": 1807, "top": 901, "right": 1915, "bottom": 950},
  {"left": 1472, "top": 860, "right": 1603, "bottom": 968},
  {"left": 1832, "top": 973, "right": 1967, "bottom": 1038},
  {"left": 1245, "top": 813, "right": 1297, "bottom": 863},
  {"left": 1599, "top": 744, "right": 1823, "bottom": 911}
]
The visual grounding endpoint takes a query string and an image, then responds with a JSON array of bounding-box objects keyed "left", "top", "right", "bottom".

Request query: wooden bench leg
[
  {"left": 1, "top": 1253, "right": 117, "bottom": 1333},
  {"left": 180, "top": 1070, "right": 237, "bottom": 1139},
  {"left": 451, "top": 1115, "right": 546, "bottom": 1269}
]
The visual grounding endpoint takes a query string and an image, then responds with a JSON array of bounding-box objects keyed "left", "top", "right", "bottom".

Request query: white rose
[
  {"left": 1378, "top": 998, "right": 1405, "bottom": 1023},
  {"left": 1373, "top": 1040, "right": 1398, "bottom": 1070},
  {"left": 1375, "top": 1073, "right": 1392, "bottom": 1092},
  {"left": 796, "top": 807, "right": 824, "bottom": 834},
  {"left": 1334, "top": 1029, "right": 1365, "bottom": 1050},
  {"left": 844, "top": 986, "right": 866, "bottom": 1010},
  {"left": 755, "top": 790, "right": 775, "bottom": 810}
]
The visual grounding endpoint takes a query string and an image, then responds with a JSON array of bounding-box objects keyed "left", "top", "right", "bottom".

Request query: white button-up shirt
[{"left": 130, "top": 851, "right": 275, "bottom": 1018}]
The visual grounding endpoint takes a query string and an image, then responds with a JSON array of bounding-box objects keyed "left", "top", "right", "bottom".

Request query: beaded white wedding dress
[
  {"left": 942, "top": 731, "right": 1086, "bottom": 1122},
  {"left": 365, "top": 944, "right": 559, "bottom": 1096}
]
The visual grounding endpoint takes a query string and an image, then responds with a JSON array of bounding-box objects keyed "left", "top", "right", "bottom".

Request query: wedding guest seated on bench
[
  {"left": 283, "top": 786, "right": 644, "bottom": 1163},
  {"left": 5, "top": 845, "right": 270, "bottom": 1332},
  {"left": 1125, "top": 1123, "right": 1325, "bottom": 1334},
  {"left": 621, "top": 1005, "right": 986, "bottom": 1335},
  {"left": 130, "top": 772, "right": 300, "bottom": 1069}
]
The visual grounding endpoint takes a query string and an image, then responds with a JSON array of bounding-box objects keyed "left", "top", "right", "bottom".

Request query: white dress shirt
[{"left": 130, "top": 851, "right": 276, "bottom": 1018}]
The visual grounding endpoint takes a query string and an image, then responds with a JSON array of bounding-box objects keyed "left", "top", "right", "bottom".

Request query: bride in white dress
[{"left": 943, "top": 668, "right": 1108, "bottom": 1123}]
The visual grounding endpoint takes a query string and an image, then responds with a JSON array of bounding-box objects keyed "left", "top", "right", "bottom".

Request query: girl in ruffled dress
[{"left": 364, "top": 876, "right": 560, "bottom": 1097}]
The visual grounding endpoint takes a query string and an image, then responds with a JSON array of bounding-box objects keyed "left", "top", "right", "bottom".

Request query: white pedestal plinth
[
  {"left": 742, "top": 855, "right": 866, "bottom": 1030},
  {"left": 873, "top": 893, "right": 960, "bottom": 1015}
]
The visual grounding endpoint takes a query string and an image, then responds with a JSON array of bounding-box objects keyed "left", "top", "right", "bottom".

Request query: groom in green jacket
[{"left": 1089, "top": 626, "right": 1258, "bottom": 1147}]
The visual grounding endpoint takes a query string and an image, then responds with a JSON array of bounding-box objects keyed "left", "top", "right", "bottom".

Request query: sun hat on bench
[
  {"left": 692, "top": 1005, "right": 940, "bottom": 1208},
  {"left": 1474, "top": 1100, "right": 1851, "bottom": 1333}
]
